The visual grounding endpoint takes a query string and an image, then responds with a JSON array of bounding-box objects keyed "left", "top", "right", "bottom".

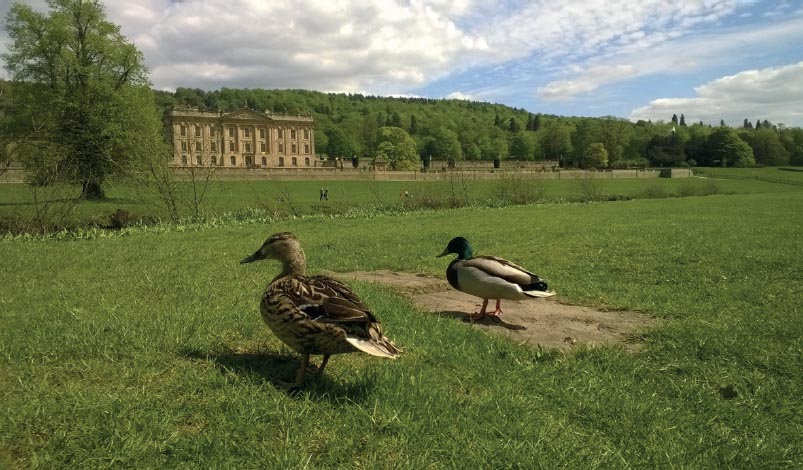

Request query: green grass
[
  {"left": 2, "top": 183, "right": 803, "bottom": 467},
  {"left": 1, "top": 171, "right": 799, "bottom": 233}
]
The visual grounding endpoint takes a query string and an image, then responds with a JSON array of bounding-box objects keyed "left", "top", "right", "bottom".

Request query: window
[
  {"left": 304, "top": 143, "right": 310, "bottom": 154},
  {"left": 181, "top": 155, "right": 187, "bottom": 165},
  {"left": 290, "top": 129, "right": 297, "bottom": 140},
  {"left": 230, "top": 156, "right": 236, "bottom": 166},
  {"left": 195, "top": 126, "right": 201, "bottom": 137},
  {"left": 304, "top": 157, "right": 310, "bottom": 166},
  {"left": 229, "top": 142, "right": 235, "bottom": 152},
  {"left": 291, "top": 157, "right": 297, "bottom": 166},
  {"left": 259, "top": 128, "right": 266, "bottom": 139},
  {"left": 260, "top": 142, "right": 267, "bottom": 153},
  {"left": 243, "top": 127, "right": 250, "bottom": 138},
  {"left": 244, "top": 142, "right": 252, "bottom": 153},
  {"left": 278, "top": 157, "right": 284, "bottom": 167},
  {"left": 210, "top": 127, "right": 216, "bottom": 136},
  {"left": 211, "top": 142, "right": 218, "bottom": 153},
  {"left": 228, "top": 127, "right": 235, "bottom": 137},
  {"left": 278, "top": 143, "right": 284, "bottom": 154},
  {"left": 261, "top": 157, "right": 267, "bottom": 166},
  {"left": 180, "top": 125, "right": 186, "bottom": 137},
  {"left": 278, "top": 128, "right": 284, "bottom": 139},
  {"left": 245, "top": 155, "right": 254, "bottom": 166},
  {"left": 196, "top": 140, "right": 202, "bottom": 152},
  {"left": 291, "top": 143, "right": 297, "bottom": 154},
  {"left": 181, "top": 141, "right": 188, "bottom": 151},
  {"left": 303, "top": 129, "right": 310, "bottom": 140},
  {"left": 210, "top": 156, "right": 218, "bottom": 166},
  {"left": 195, "top": 155, "right": 202, "bottom": 165}
]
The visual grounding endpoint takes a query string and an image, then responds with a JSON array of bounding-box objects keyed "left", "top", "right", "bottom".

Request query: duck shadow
[
  {"left": 180, "top": 348, "right": 375, "bottom": 403},
  {"left": 435, "top": 310, "right": 527, "bottom": 331}
]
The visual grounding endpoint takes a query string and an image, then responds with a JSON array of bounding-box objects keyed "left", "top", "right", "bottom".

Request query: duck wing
[
  {"left": 465, "top": 256, "right": 546, "bottom": 286},
  {"left": 279, "top": 275, "right": 401, "bottom": 358}
]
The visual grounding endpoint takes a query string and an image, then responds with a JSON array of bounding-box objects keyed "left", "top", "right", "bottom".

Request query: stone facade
[{"left": 165, "top": 107, "right": 315, "bottom": 168}]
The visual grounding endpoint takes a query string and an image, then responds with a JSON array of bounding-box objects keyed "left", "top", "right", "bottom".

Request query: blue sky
[{"left": 3, "top": 0, "right": 803, "bottom": 126}]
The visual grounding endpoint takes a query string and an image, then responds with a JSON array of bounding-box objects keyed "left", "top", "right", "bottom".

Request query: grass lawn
[
  {"left": 1, "top": 170, "right": 800, "bottom": 232},
  {"left": 1, "top": 178, "right": 802, "bottom": 467}
]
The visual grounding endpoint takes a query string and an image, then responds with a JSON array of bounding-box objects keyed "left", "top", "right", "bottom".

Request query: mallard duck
[
  {"left": 241, "top": 232, "right": 400, "bottom": 389},
  {"left": 437, "top": 236, "right": 555, "bottom": 320}
]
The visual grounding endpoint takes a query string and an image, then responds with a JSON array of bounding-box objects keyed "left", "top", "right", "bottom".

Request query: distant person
[
  {"left": 319, "top": 187, "right": 325, "bottom": 201},
  {"left": 323, "top": 188, "right": 329, "bottom": 201}
]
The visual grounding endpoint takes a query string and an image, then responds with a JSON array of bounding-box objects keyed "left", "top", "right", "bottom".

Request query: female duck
[
  {"left": 241, "top": 232, "right": 400, "bottom": 389},
  {"left": 437, "top": 236, "right": 555, "bottom": 320}
]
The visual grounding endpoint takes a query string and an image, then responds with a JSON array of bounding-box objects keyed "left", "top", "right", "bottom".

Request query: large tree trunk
[{"left": 81, "top": 178, "right": 105, "bottom": 200}]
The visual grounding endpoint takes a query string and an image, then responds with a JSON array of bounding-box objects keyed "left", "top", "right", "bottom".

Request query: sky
[{"left": 2, "top": 0, "right": 803, "bottom": 127}]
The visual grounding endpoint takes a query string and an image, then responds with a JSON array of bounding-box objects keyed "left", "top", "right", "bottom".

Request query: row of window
[
  {"left": 179, "top": 124, "right": 311, "bottom": 141},
  {"left": 179, "top": 141, "right": 311, "bottom": 154},
  {"left": 179, "top": 155, "right": 312, "bottom": 167}
]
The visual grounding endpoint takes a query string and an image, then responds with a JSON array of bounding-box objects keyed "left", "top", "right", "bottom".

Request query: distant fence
[
  {"left": 0, "top": 166, "right": 693, "bottom": 183},
  {"left": 171, "top": 167, "right": 686, "bottom": 181}
]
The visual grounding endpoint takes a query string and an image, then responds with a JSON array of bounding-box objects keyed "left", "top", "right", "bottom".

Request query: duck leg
[
  {"left": 487, "top": 299, "right": 503, "bottom": 317},
  {"left": 466, "top": 299, "right": 490, "bottom": 321},
  {"left": 281, "top": 353, "right": 310, "bottom": 389},
  {"left": 315, "top": 354, "right": 331, "bottom": 375}
]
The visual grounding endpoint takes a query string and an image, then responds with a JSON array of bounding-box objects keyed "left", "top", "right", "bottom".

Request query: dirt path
[{"left": 331, "top": 270, "right": 657, "bottom": 351}]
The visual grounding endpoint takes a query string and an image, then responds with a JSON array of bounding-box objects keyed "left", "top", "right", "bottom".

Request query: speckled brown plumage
[{"left": 241, "top": 232, "right": 400, "bottom": 388}]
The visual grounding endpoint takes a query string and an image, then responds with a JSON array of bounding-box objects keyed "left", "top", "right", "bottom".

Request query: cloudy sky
[{"left": 2, "top": 0, "right": 803, "bottom": 126}]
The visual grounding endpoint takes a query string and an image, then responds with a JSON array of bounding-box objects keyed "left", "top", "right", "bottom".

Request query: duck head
[
  {"left": 437, "top": 236, "right": 474, "bottom": 260},
  {"left": 241, "top": 232, "right": 306, "bottom": 275}
]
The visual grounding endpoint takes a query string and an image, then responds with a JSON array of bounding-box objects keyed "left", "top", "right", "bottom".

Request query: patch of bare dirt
[{"left": 330, "top": 270, "right": 657, "bottom": 351}]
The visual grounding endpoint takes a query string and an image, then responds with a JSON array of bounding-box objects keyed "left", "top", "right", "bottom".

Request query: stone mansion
[{"left": 165, "top": 107, "right": 316, "bottom": 168}]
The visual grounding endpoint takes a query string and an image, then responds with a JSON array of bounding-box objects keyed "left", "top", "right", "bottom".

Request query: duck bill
[
  {"left": 436, "top": 248, "right": 450, "bottom": 258},
  {"left": 240, "top": 251, "right": 264, "bottom": 264}
]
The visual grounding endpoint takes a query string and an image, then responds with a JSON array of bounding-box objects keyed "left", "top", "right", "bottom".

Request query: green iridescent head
[{"left": 437, "top": 237, "right": 474, "bottom": 260}]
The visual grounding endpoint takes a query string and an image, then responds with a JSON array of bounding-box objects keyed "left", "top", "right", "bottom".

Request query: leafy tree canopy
[{"left": 2, "top": 0, "right": 165, "bottom": 198}]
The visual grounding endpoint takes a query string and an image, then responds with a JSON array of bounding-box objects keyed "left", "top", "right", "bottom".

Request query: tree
[
  {"left": 375, "top": 126, "right": 418, "bottom": 170},
  {"left": 671, "top": 114, "right": 679, "bottom": 125},
  {"left": 409, "top": 114, "right": 418, "bottom": 135},
  {"left": 3, "top": 0, "right": 164, "bottom": 199},
  {"left": 509, "top": 117, "right": 521, "bottom": 134},
  {"left": 741, "top": 128, "right": 789, "bottom": 166},
  {"left": 542, "top": 123, "right": 574, "bottom": 163},
  {"left": 679, "top": 114, "right": 687, "bottom": 126},
  {"left": 585, "top": 142, "right": 608, "bottom": 168},
  {"left": 509, "top": 133, "right": 534, "bottom": 160},
  {"left": 701, "top": 128, "right": 755, "bottom": 167},
  {"left": 646, "top": 133, "right": 685, "bottom": 166},
  {"left": 324, "top": 126, "right": 358, "bottom": 159}
]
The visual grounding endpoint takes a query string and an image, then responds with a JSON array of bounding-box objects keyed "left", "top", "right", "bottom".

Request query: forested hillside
[{"left": 157, "top": 87, "right": 803, "bottom": 168}]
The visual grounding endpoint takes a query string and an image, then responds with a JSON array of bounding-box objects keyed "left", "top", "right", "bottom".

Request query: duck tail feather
[{"left": 346, "top": 336, "right": 401, "bottom": 358}]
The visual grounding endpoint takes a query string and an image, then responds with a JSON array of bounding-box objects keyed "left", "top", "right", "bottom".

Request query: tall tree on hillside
[
  {"left": 409, "top": 114, "right": 418, "bottom": 135},
  {"left": 509, "top": 117, "right": 521, "bottom": 134},
  {"left": 3, "top": 0, "right": 166, "bottom": 199},
  {"left": 679, "top": 114, "right": 687, "bottom": 126},
  {"left": 533, "top": 113, "right": 542, "bottom": 131},
  {"left": 755, "top": 119, "right": 762, "bottom": 129},
  {"left": 743, "top": 118, "right": 751, "bottom": 129},
  {"left": 671, "top": 114, "right": 679, "bottom": 125},
  {"left": 720, "top": 119, "right": 726, "bottom": 127}
]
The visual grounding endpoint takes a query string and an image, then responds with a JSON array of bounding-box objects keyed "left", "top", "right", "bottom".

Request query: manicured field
[
  {"left": 1, "top": 171, "right": 799, "bottom": 232},
  {"left": 1, "top": 178, "right": 802, "bottom": 467}
]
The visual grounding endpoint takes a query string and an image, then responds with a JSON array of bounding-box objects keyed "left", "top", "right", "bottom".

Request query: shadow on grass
[
  {"left": 180, "top": 348, "right": 376, "bottom": 403},
  {"left": 435, "top": 310, "right": 527, "bottom": 331},
  {"left": 0, "top": 196, "right": 137, "bottom": 207}
]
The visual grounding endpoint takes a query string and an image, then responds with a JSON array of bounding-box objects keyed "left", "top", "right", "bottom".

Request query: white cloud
[
  {"left": 100, "top": 0, "right": 489, "bottom": 93},
  {"left": 537, "top": 64, "right": 636, "bottom": 101},
  {"left": 630, "top": 62, "right": 803, "bottom": 126}
]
